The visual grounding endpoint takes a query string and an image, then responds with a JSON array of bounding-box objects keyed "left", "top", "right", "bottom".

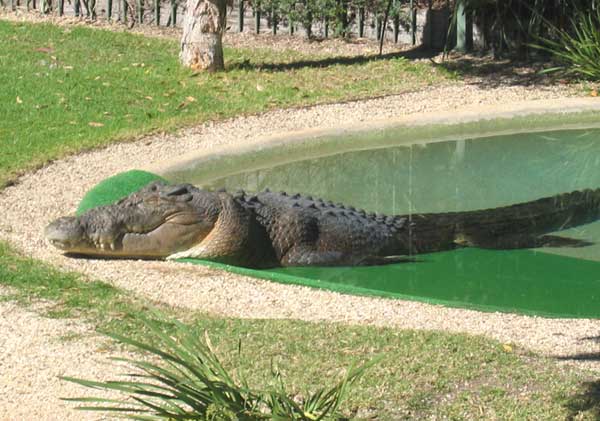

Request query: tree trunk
[{"left": 180, "top": 0, "right": 228, "bottom": 72}]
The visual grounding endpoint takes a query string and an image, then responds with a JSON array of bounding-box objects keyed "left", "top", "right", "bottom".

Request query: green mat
[
  {"left": 78, "top": 170, "right": 600, "bottom": 319},
  {"left": 77, "top": 170, "right": 168, "bottom": 215}
]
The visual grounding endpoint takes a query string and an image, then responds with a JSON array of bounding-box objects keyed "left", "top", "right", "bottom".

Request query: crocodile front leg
[{"left": 167, "top": 194, "right": 276, "bottom": 267}]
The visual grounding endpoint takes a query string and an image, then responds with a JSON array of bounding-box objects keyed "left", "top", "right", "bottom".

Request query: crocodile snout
[{"left": 45, "top": 216, "right": 85, "bottom": 250}]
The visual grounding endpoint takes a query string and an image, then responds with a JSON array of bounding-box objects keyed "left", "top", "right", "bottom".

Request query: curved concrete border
[{"left": 149, "top": 97, "right": 600, "bottom": 183}]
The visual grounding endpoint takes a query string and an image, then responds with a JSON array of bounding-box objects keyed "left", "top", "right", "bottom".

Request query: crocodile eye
[{"left": 164, "top": 185, "right": 190, "bottom": 196}]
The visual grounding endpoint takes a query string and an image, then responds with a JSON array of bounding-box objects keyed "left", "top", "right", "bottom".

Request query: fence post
[
  {"left": 358, "top": 6, "right": 364, "bottom": 37},
  {"left": 427, "top": 0, "right": 433, "bottom": 48},
  {"left": 107, "top": 0, "right": 112, "bottom": 20},
  {"left": 289, "top": 15, "right": 293, "bottom": 34},
  {"left": 58, "top": 0, "right": 64, "bottom": 14},
  {"left": 154, "top": 0, "right": 160, "bottom": 25},
  {"left": 121, "top": 0, "right": 128, "bottom": 22},
  {"left": 254, "top": 0, "right": 260, "bottom": 33},
  {"left": 40, "top": 0, "right": 45, "bottom": 13},
  {"left": 137, "top": 0, "right": 143, "bottom": 23},
  {"left": 90, "top": 0, "right": 97, "bottom": 19},
  {"left": 238, "top": 0, "right": 243, "bottom": 31},
  {"left": 74, "top": 0, "right": 80, "bottom": 15},
  {"left": 392, "top": 0, "right": 398, "bottom": 43},
  {"left": 170, "top": 0, "right": 176, "bottom": 25},
  {"left": 410, "top": 0, "right": 416, "bottom": 45},
  {"left": 455, "top": 0, "right": 472, "bottom": 52}
]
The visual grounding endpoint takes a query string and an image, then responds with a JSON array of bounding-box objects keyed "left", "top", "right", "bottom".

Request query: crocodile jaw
[
  {"left": 45, "top": 216, "right": 89, "bottom": 252},
  {"left": 45, "top": 214, "right": 213, "bottom": 259},
  {"left": 45, "top": 216, "right": 125, "bottom": 256}
]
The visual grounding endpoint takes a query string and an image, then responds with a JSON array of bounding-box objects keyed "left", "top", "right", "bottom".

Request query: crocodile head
[{"left": 45, "top": 181, "right": 220, "bottom": 259}]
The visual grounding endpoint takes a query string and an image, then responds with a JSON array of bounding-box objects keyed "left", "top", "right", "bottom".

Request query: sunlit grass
[{"left": 0, "top": 19, "right": 452, "bottom": 187}]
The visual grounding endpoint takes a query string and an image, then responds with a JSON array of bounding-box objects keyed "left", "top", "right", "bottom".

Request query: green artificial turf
[{"left": 77, "top": 170, "right": 167, "bottom": 214}]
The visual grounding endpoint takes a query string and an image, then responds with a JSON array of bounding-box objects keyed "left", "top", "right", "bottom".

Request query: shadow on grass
[
  {"left": 229, "top": 44, "right": 570, "bottom": 91},
  {"left": 228, "top": 45, "right": 441, "bottom": 72},
  {"left": 436, "top": 55, "right": 570, "bottom": 89},
  {"left": 564, "top": 380, "right": 600, "bottom": 420}
]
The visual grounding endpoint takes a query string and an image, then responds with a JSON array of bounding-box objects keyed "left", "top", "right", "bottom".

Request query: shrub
[
  {"left": 535, "top": 8, "right": 600, "bottom": 80},
  {"left": 62, "top": 315, "right": 380, "bottom": 420}
]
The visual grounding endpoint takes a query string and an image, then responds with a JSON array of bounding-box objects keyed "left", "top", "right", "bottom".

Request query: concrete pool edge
[{"left": 147, "top": 97, "right": 600, "bottom": 183}]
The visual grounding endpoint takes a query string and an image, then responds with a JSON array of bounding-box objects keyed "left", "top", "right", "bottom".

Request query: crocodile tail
[
  {"left": 459, "top": 188, "right": 600, "bottom": 236},
  {"left": 402, "top": 188, "right": 600, "bottom": 254}
]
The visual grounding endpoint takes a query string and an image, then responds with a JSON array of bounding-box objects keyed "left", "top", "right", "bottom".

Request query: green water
[{"left": 180, "top": 128, "right": 600, "bottom": 318}]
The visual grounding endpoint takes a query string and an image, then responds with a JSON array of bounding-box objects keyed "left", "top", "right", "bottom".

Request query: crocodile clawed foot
[
  {"left": 166, "top": 250, "right": 193, "bottom": 261},
  {"left": 89, "top": 232, "right": 117, "bottom": 251}
]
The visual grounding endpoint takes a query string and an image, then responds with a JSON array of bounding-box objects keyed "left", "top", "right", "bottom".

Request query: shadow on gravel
[
  {"left": 582, "top": 335, "right": 600, "bottom": 343},
  {"left": 228, "top": 45, "right": 441, "bottom": 72},
  {"left": 557, "top": 352, "right": 600, "bottom": 362},
  {"left": 564, "top": 380, "right": 600, "bottom": 420},
  {"left": 555, "top": 334, "right": 600, "bottom": 362}
]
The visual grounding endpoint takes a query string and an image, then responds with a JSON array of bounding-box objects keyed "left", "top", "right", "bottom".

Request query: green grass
[
  {"left": 0, "top": 19, "right": 452, "bottom": 187},
  {"left": 0, "top": 241, "right": 598, "bottom": 419}
]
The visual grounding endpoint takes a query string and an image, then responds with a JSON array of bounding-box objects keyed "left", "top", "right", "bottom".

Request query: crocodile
[{"left": 45, "top": 181, "right": 600, "bottom": 268}]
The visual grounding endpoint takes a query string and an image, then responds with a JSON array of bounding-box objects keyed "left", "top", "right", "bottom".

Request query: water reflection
[{"left": 207, "top": 130, "right": 600, "bottom": 210}]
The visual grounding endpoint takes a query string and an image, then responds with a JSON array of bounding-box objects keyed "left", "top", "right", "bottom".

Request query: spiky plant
[
  {"left": 62, "top": 315, "right": 380, "bottom": 420},
  {"left": 534, "top": 8, "right": 600, "bottom": 79}
]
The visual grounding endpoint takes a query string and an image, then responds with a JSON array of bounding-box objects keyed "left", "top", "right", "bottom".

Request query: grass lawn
[
  {"left": 0, "top": 18, "right": 598, "bottom": 420},
  {"left": 0, "top": 19, "right": 452, "bottom": 188}
]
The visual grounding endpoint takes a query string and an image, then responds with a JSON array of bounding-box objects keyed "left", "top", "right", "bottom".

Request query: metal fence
[{"left": 1, "top": 0, "right": 451, "bottom": 48}]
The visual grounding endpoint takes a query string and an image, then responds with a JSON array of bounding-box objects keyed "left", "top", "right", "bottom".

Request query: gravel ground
[
  {"left": 0, "top": 287, "right": 136, "bottom": 420},
  {"left": 1, "top": 14, "right": 600, "bottom": 418}
]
